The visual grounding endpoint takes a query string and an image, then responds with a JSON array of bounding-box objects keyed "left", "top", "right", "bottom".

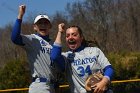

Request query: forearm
[
  {"left": 103, "top": 65, "right": 114, "bottom": 81},
  {"left": 11, "top": 19, "right": 24, "bottom": 45},
  {"left": 51, "top": 23, "right": 65, "bottom": 71},
  {"left": 51, "top": 45, "right": 65, "bottom": 71},
  {"left": 51, "top": 44, "right": 62, "bottom": 60},
  {"left": 18, "top": 13, "right": 24, "bottom": 19},
  {"left": 55, "top": 23, "right": 65, "bottom": 45},
  {"left": 55, "top": 31, "right": 63, "bottom": 45}
]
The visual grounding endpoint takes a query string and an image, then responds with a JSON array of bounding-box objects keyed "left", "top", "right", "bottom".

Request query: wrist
[
  {"left": 18, "top": 14, "right": 23, "bottom": 19},
  {"left": 104, "top": 76, "right": 110, "bottom": 81},
  {"left": 101, "top": 77, "right": 109, "bottom": 85},
  {"left": 58, "top": 31, "right": 63, "bottom": 33},
  {"left": 54, "top": 42, "right": 62, "bottom": 47}
]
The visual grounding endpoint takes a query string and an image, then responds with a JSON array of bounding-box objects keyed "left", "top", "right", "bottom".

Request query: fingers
[
  {"left": 19, "top": 5, "right": 26, "bottom": 9},
  {"left": 19, "top": 5, "right": 26, "bottom": 12},
  {"left": 18, "top": 5, "right": 26, "bottom": 19},
  {"left": 58, "top": 23, "right": 65, "bottom": 33},
  {"left": 91, "top": 84, "right": 96, "bottom": 90},
  {"left": 85, "top": 85, "right": 92, "bottom": 91},
  {"left": 85, "top": 78, "right": 92, "bottom": 91},
  {"left": 93, "top": 84, "right": 105, "bottom": 93},
  {"left": 60, "top": 23, "right": 65, "bottom": 26}
]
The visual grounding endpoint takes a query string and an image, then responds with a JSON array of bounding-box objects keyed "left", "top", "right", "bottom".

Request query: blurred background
[{"left": 0, "top": 0, "right": 140, "bottom": 93}]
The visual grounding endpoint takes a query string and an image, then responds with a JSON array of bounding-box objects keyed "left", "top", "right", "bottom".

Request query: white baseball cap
[{"left": 34, "top": 14, "right": 51, "bottom": 24}]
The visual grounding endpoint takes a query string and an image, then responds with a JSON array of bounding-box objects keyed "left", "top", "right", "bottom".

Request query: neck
[
  {"left": 70, "top": 45, "right": 85, "bottom": 52},
  {"left": 36, "top": 33, "right": 50, "bottom": 42}
]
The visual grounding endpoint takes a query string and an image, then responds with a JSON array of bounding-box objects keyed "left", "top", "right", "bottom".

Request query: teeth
[
  {"left": 68, "top": 40, "right": 76, "bottom": 44},
  {"left": 69, "top": 40, "right": 74, "bottom": 42}
]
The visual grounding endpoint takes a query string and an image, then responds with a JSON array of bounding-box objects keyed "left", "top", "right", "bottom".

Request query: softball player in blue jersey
[
  {"left": 51, "top": 23, "right": 114, "bottom": 93},
  {"left": 11, "top": 5, "right": 57, "bottom": 93}
]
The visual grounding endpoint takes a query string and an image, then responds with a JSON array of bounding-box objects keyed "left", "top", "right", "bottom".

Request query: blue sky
[{"left": 0, "top": 0, "right": 81, "bottom": 28}]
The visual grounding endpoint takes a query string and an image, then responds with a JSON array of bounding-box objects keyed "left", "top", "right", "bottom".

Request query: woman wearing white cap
[{"left": 11, "top": 4, "right": 58, "bottom": 93}]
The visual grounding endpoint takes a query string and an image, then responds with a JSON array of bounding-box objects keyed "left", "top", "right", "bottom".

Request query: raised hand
[
  {"left": 18, "top": 5, "right": 26, "bottom": 19},
  {"left": 58, "top": 23, "right": 65, "bottom": 33}
]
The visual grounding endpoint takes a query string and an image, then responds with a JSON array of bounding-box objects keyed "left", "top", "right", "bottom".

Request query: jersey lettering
[
  {"left": 41, "top": 47, "right": 51, "bottom": 54},
  {"left": 40, "top": 39, "right": 52, "bottom": 54},
  {"left": 73, "top": 56, "right": 97, "bottom": 66},
  {"left": 77, "top": 65, "right": 91, "bottom": 77}
]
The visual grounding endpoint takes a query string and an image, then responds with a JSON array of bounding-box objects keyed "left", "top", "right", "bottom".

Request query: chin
[
  {"left": 40, "top": 33, "right": 48, "bottom": 36},
  {"left": 69, "top": 45, "right": 77, "bottom": 50}
]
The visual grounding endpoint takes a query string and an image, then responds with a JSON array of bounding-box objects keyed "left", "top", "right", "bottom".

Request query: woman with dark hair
[{"left": 51, "top": 23, "right": 114, "bottom": 93}]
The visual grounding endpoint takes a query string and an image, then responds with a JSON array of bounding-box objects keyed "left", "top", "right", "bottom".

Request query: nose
[
  {"left": 69, "top": 35, "right": 73, "bottom": 39},
  {"left": 39, "top": 24, "right": 47, "bottom": 28}
]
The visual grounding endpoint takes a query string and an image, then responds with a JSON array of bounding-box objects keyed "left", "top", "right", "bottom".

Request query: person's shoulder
[
  {"left": 24, "top": 34, "right": 35, "bottom": 38},
  {"left": 84, "top": 46, "right": 100, "bottom": 51},
  {"left": 84, "top": 47, "right": 102, "bottom": 54},
  {"left": 21, "top": 34, "right": 36, "bottom": 41}
]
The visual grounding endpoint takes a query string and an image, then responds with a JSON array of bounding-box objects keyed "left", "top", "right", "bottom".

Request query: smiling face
[
  {"left": 66, "top": 26, "right": 83, "bottom": 51},
  {"left": 33, "top": 18, "right": 51, "bottom": 36}
]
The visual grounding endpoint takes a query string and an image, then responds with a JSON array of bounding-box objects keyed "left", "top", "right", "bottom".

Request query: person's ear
[{"left": 33, "top": 24, "right": 37, "bottom": 31}]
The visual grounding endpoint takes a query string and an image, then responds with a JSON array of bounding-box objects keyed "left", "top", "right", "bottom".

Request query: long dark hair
[{"left": 67, "top": 25, "right": 100, "bottom": 48}]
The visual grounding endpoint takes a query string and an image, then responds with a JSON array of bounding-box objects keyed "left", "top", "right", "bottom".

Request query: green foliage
[
  {"left": 108, "top": 52, "right": 140, "bottom": 93},
  {"left": 0, "top": 59, "right": 30, "bottom": 93}
]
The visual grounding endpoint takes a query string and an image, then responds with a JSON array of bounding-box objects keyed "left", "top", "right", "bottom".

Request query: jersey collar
[
  {"left": 70, "top": 45, "right": 85, "bottom": 52},
  {"left": 36, "top": 33, "right": 51, "bottom": 42}
]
